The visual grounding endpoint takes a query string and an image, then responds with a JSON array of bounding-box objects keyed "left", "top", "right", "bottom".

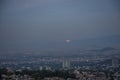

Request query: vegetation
[{"left": 0, "top": 68, "right": 75, "bottom": 79}]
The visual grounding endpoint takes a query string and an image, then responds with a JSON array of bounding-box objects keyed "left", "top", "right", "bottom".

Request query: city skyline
[{"left": 0, "top": 1, "right": 120, "bottom": 80}]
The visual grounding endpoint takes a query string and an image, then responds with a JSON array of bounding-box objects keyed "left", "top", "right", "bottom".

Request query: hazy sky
[{"left": 0, "top": 0, "right": 120, "bottom": 49}]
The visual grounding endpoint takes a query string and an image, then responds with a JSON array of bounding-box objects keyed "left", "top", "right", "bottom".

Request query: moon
[{"left": 66, "top": 39, "right": 71, "bottom": 43}]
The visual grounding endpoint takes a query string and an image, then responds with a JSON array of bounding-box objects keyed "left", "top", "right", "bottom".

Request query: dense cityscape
[
  {"left": 1, "top": 0, "right": 120, "bottom": 80},
  {"left": 0, "top": 48, "right": 120, "bottom": 80}
]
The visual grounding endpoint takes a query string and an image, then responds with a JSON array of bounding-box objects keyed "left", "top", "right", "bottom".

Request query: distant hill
[
  {"left": 90, "top": 47, "right": 116, "bottom": 52},
  {"left": 0, "top": 35, "right": 120, "bottom": 51},
  {"left": 100, "top": 47, "right": 116, "bottom": 52},
  {"left": 43, "top": 35, "right": 120, "bottom": 50}
]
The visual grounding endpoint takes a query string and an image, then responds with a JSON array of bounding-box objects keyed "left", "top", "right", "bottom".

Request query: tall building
[
  {"left": 112, "top": 56, "right": 119, "bottom": 68},
  {"left": 62, "top": 58, "right": 70, "bottom": 69}
]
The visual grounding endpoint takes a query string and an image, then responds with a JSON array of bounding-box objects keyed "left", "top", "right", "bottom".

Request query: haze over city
[
  {"left": 1, "top": 0, "right": 120, "bottom": 80},
  {"left": 0, "top": 0, "right": 120, "bottom": 51}
]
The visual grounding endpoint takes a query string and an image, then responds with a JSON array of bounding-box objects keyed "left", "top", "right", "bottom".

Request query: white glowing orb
[{"left": 66, "top": 39, "right": 71, "bottom": 43}]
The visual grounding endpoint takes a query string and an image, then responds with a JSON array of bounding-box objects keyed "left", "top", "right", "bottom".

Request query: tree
[{"left": 0, "top": 73, "right": 2, "bottom": 79}]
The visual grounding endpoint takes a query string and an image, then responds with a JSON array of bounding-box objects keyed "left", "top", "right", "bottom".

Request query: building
[
  {"left": 62, "top": 58, "right": 70, "bottom": 69},
  {"left": 112, "top": 56, "right": 119, "bottom": 68}
]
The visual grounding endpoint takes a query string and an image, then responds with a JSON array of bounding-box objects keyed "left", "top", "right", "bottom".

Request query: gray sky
[{"left": 0, "top": 0, "right": 120, "bottom": 48}]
